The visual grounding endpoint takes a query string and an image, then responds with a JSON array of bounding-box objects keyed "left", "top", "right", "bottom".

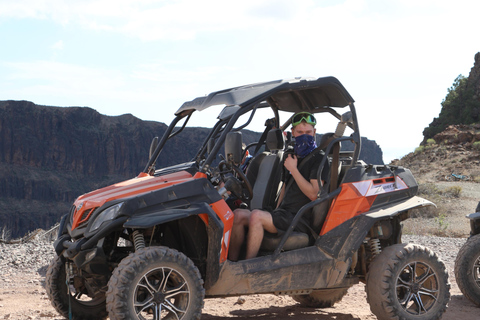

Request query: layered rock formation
[{"left": 0, "top": 101, "right": 383, "bottom": 237}]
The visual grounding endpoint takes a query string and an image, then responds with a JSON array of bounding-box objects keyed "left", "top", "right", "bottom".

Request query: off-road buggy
[
  {"left": 46, "top": 77, "right": 450, "bottom": 320},
  {"left": 455, "top": 201, "right": 480, "bottom": 306}
]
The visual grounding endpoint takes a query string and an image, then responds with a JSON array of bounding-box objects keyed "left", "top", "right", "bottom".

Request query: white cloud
[{"left": 51, "top": 40, "right": 63, "bottom": 50}]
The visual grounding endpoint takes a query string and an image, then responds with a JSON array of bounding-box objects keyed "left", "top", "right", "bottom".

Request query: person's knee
[
  {"left": 233, "top": 208, "right": 250, "bottom": 226},
  {"left": 249, "top": 209, "right": 269, "bottom": 227}
]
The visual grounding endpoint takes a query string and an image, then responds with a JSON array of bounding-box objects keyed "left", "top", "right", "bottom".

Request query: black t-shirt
[{"left": 279, "top": 152, "right": 329, "bottom": 215}]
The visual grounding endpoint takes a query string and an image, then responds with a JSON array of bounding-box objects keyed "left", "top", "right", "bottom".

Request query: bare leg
[
  {"left": 245, "top": 209, "right": 277, "bottom": 259},
  {"left": 228, "top": 208, "right": 251, "bottom": 261}
]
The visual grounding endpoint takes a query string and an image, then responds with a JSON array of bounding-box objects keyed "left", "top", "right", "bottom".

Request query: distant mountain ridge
[{"left": 0, "top": 100, "right": 383, "bottom": 238}]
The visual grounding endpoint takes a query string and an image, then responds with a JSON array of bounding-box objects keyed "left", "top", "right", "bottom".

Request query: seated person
[{"left": 228, "top": 112, "right": 328, "bottom": 261}]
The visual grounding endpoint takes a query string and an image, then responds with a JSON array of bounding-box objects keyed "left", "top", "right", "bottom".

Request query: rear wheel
[
  {"left": 106, "top": 246, "right": 205, "bottom": 320},
  {"left": 45, "top": 255, "right": 107, "bottom": 320},
  {"left": 366, "top": 243, "right": 450, "bottom": 320},
  {"left": 454, "top": 234, "right": 480, "bottom": 306},
  {"left": 291, "top": 288, "right": 349, "bottom": 308}
]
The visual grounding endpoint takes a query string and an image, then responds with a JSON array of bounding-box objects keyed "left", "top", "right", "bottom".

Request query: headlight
[{"left": 90, "top": 203, "right": 124, "bottom": 232}]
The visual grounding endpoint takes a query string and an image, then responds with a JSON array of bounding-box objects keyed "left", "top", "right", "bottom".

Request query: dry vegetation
[{"left": 392, "top": 135, "right": 480, "bottom": 238}]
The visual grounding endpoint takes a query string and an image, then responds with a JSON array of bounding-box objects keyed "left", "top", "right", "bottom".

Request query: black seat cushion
[{"left": 260, "top": 230, "right": 309, "bottom": 252}]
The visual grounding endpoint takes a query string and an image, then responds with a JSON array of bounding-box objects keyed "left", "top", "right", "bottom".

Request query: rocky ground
[{"left": 0, "top": 234, "right": 478, "bottom": 320}]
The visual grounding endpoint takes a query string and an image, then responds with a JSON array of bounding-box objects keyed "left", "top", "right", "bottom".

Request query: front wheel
[
  {"left": 106, "top": 247, "right": 205, "bottom": 320},
  {"left": 366, "top": 243, "right": 450, "bottom": 320},
  {"left": 45, "top": 255, "right": 107, "bottom": 320},
  {"left": 454, "top": 234, "right": 480, "bottom": 306}
]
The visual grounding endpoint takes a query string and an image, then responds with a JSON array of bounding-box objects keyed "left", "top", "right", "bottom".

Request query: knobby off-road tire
[
  {"left": 366, "top": 243, "right": 450, "bottom": 320},
  {"left": 106, "top": 246, "right": 205, "bottom": 320},
  {"left": 291, "top": 288, "right": 349, "bottom": 308},
  {"left": 45, "top": 255, "right": 108, "bottom": 320},
  {"left": 454, "top": 234, "right": 480, "bottom": 306}
]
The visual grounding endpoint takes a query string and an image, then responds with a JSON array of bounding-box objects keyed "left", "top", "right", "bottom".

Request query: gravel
[{"left": 0, "top": 234, "right": 468, "bottom": 282}]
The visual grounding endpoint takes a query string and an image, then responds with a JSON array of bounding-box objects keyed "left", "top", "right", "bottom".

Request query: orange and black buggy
[{"left": 46, "top": 77, "right": 450, "bottom": 320}]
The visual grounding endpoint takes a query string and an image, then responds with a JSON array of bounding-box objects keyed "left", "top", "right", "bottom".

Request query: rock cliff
[
  {"left": 0, "top": 101, "right": 383, "bottom": 238},
  {"left": 423, "top": 52, "right": 480, "bottom": 140}
]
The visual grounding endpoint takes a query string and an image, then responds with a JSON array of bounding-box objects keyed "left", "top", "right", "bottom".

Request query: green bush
[
  {"left": 414, "top": 146, "right": 425, "bottom": 153},
  {"left": 426, "top": 138, "right": 436, "bottom": 145},
  {"left": 473, "top": 141, "right": 480, "bottom": 150}
]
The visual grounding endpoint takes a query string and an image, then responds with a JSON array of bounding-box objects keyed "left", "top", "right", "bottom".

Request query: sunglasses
[{"left": 292, "top": 112, "right": 316, "bottom": 127}]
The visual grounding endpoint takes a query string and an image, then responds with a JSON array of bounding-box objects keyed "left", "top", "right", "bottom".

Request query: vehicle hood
[{"left": 73, "top": 171, "right": 194, "bottom": 210}]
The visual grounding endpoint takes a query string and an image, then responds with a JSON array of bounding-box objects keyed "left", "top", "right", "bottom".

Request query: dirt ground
[
  {"left": 0, "top": 268, "right": 477, "bottom": 320},
  {"left": 0, "top": 235, "right": 478, "bottom": 320}
]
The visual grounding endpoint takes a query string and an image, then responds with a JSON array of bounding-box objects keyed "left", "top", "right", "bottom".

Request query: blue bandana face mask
[{"left": 293, "top": 134, "right": 317, "bottom": 158}]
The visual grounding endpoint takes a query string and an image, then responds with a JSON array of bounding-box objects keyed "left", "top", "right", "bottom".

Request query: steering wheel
[
  {"left": 231, "top": 164, "right": 253, "bottom": 200},
  {"left": 219, "top": 161, "right": 253, "bottom": 202}
]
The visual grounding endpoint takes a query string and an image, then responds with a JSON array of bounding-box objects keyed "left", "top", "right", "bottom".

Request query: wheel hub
[
  {"left": 153, "top": 291, "right": 166, "bottom": 304},
  {"left": 411, "top": 282, "right": 420, "bottom": 293}
]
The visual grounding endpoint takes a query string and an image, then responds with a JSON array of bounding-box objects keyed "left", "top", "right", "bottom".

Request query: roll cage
[{"left": 144, "top": 76, "right": 360, "bottom": 191}]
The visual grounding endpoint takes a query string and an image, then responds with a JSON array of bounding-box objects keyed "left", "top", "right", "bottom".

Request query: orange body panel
[
  {"left": 72, "top": 171, "right": 193, "bottom": 230},
  {"left": 209, "top": 200, "right": 235, "bottom": 263},
  {"left": 320, "top": 183, "right": 376, "bottom": 235},
  {"left": 320, "top": 176, "right": 409, "bottom": 235}
]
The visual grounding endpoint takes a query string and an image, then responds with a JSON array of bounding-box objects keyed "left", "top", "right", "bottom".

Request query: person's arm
[{"left": 284, "top": 154, "right": 319, "bottom": 201}]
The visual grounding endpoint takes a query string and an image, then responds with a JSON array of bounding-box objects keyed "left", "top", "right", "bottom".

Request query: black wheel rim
[
  {"left": 133, "top": 266, "right": 190, "bottom": 320},
  {"left": 396, "top": 261, "right": 439, "bottom": 315},
  {"left": 473, "top": 254, "right": 480, "bottom": 289}
]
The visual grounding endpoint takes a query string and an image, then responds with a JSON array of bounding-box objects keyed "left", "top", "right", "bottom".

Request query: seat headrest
[
  {"left": 319, "top": 132, "right": 341, "bottom": 155},
  {"left": 266, "top": 129, "right": 285, "bottom": 151},
  {"left": 318, "top": 133, "right": 334, "bottom": 150}
]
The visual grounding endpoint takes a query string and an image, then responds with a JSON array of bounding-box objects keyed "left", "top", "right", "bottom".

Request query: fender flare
[
  {"left": 467, "top": 211, "right": 480, "bottom": 235},
  {"left": 365, "top": 196, "right": 435, "bottom": 219},
  {"left": 123, "top": 202, "right": 214, "bottom": 228},
  {"left": 123, "top": 202, "right": 225, "bottom": 290}
]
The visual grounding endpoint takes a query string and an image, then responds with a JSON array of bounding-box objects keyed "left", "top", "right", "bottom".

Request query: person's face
[{"left": 292, "top": 122, "right": 316, "bottom": 137}]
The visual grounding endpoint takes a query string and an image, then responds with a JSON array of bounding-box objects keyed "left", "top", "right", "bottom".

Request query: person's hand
[{"left": 284, "top": 154, "right": 298, "bottom": 172}]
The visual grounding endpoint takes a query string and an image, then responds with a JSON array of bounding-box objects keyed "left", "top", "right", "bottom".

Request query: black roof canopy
[{"left": 175, "top": 76, "right": 354, "bottom": 115}]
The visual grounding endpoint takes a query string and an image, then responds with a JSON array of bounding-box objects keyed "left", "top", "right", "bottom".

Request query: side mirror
[
  {"left": 225, "top": 132, "right": 243, "bottom": 165},
  {"left": 149, "top": 137, "right": 159, "bottom": 159}
]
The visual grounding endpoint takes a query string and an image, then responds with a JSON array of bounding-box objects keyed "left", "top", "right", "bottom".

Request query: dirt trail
[{"left": 1, "top": 235, "right": 478, "bottom": 320}]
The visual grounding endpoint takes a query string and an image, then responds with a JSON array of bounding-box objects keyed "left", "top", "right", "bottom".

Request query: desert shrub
[
  {"left": 410, "top": 205, "right": 438, "bottom": 219},
  {"left": 414, "top": 146, "right": 425, "bottom": 153},
  {"left": 418, "top": 183, "right": 440, "bottom": 196},
  {"left": 431, "top": 212, "right": 450, "bottom": 236},
  {"left": 444, "top": 185, "right": 462, "bottom": 198},
  {"left": 412, "top": 183, "right": 442, "bottom": 218},
  {"left": 1, "top": 226, "right": 12, "bottom": 242},
  {"left": 426, "top": 138, "right": 436, "bottom": 145},
  {"left": 473, "top": 141, "right": 480, "bottom": 150}
]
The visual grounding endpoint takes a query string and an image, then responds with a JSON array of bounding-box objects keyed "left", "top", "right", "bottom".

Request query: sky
[{"left": 1, "top": 0, "right": 479, "bottom": 163}]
